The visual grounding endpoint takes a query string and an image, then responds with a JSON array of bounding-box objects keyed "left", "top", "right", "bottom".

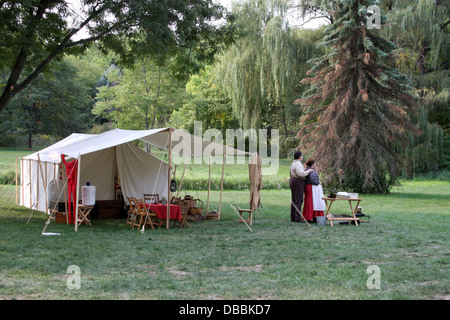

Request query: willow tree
[
  {"left": 215, "top": 0, "right": 300, "bottom": 132},
  {"left": 296, "top": 0, "right": 420, "bottom": 193},
  {"left": 381, "top": 0, "right": 449, "bottom": 175},
  {"left": 381, "top": 0, "right": 449, "bottom": 77}
]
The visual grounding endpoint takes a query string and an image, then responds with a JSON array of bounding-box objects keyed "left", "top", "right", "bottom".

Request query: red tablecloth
[{"left": 145, "top": 203, "right": 181, "bottom": 221}]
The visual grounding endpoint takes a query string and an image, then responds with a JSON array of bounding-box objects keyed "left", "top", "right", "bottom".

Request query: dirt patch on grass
[{"left": 219, "top": 265, "right": 263, "bottom": 272}]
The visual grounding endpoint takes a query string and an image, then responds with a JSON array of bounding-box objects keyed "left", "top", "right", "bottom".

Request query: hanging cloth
[{"left": 62, "top": 154, "right": 78, "bottom": 224}]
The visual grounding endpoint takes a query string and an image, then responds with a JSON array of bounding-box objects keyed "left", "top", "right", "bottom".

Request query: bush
[{"left": 0, "top": 170, "right": 17, "bottom": 185}]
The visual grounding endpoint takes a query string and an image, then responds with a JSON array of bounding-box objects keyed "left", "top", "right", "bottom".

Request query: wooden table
[
  {"left": 145, "top": 203, "right": 181, "bottom": 221},
  {"left": 322, "top": 197, "right": 361, "bottom": 227},
  {"left": 77, "top": 205, "right": 94, "bottom": 227}
]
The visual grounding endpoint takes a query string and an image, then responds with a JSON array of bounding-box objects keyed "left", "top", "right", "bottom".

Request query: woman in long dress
[{"left": 302, "top": 159, "right": 325, "bottom": 222}]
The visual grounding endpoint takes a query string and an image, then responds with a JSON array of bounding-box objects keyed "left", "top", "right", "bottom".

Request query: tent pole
[
  {"left": 218, "top": 153, "right": 225, "bottom": 219},
  {"left": 167, "top": 128, "right": 173, "bottom": 229},
  {"left": 75, "top": 154, "right": 81, "bottom": 232},
  {"left": 37, "top": 155, "right": 48, "bottom": 215},
  {"left": 207, "top": 155, "right": 212, "bottom": 213},
  {"left": 36, "top": 156, "right": 40, "bottom": 210},
  {"left": 21, "top": 158, "right": 24, "bottom": 206},
  {"left": 15, "top": 158, "right": 18, "bottom": 205},
  {"left": 29, "top": 159, "right": 31, "bottom": 209},
  {"left": 176, "top": 163, "right": 186, "bottom": 197}
]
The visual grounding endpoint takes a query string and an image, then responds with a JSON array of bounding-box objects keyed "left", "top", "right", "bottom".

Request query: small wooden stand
[
  {"left": 77, "top": 205, "right": 94, "bottom": 227},
  {"left": 322, "top": 197, "right": 361, "bottom": 227}
]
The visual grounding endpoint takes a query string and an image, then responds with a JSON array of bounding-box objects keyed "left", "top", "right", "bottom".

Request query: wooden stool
[{"left": 77, "top": 205, "right": 94, "bottom": 227}]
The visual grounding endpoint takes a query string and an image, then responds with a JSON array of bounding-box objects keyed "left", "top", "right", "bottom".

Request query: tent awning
[{"left": 22, "top": 128, "right": 248, "bottom": 162}]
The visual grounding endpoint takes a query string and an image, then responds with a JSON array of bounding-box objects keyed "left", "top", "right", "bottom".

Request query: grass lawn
[{"left": 0, "top": 178, "right": 449, "bottom": 300}]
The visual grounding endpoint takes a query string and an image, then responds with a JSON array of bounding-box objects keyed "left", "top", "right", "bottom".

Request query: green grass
[
  {"left": 0, "top": 179, "right": 449, "bottom": 300},
  {"left": 0, "top": 148, "right": 33, "bottom": 184}
]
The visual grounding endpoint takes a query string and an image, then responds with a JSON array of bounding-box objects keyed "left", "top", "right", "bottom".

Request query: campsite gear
[
  {"left": 336, "top": 192, "right": 350, "bottom": 199},
  {"left": 81, "top": 184, "right": 96, "bottom": 206},
  {"left": 76, "top": 205, "right": 93, "bottom": 227},
  {"left": 189, "top": 198, "right": 204, "bottom": 215},
  {"left": 205, "top": 210, "right": 219, "bottom": 220},
  {"left": 328, "top": 189, "right": 336, "bottom": 198},
  {"left": 170, "top": 179, "right": 177, "bottom": 192},
  {"left": 322, "top": 197, "right": 362, "bottom": 227},
  {"left": 316, "top": 215, "right": 326, "bottom": 226}
]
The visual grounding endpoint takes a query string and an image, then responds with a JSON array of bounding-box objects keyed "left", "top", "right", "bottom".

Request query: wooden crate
[{"left": 94, "top": 200, "right": 125, "bottom": 219}]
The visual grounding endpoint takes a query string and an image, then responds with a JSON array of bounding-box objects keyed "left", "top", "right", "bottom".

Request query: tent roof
[{"left": 22, "top": 128, "right": 247, "bottom": 162}]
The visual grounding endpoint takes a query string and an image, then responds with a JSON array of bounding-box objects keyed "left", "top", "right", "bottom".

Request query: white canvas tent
[{"left": 17, "top": 128, "right": 247, "bottom": 231}]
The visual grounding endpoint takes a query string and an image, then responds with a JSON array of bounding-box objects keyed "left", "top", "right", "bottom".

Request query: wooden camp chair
[
  {"left": 144, "top": 193, "right": 159, "bottom": 205},
  {"left": 134, "top": 197, "right": 159, "bottom": 230},
  {"left": 173, "top": 199, "right": 191, "bottom": 228},
  {"left": 126, "top": 196, "right": 138, "bottom": 228},
  {"left": 238, "top": 205, "right": 253, "bottom": 226}
]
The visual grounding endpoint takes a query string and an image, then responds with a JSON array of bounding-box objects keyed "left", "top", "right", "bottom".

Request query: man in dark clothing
[{"left": 289, "top": 151, "right": 313, "bottom": 222}]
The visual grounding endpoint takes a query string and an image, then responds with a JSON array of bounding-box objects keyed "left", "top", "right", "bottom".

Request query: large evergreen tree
[{"left": 296, "top": 0, "right": 421, "bottom": 193}]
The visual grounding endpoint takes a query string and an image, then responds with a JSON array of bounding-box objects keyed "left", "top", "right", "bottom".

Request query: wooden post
[
  {"left": 75, "top": 154, "right": 81, "bottom": 232},
  {"left": 29, "top": 159, "right": 31, "bottom": 209},
  {"left": 207, "top": 155, "right": 212, "bottom": 213},
  {"left": 176, "top": 163, "right": 186, "bottom": 197},
  {"left": 36, "top": 157, "right": 40, "bottom": 210},
  {"left": 218, "top": 153, "right": 225, "bottom": 219},
  {"left": 21, "top": 158, "right": 24, "bottom": 206},
  {"left": 37, "top": 154, "right": 48, "bottom": 215},
  {"left": 15, "top": 158, "right": 18, "bottom": 205},
  {"left": 167, "top": 128, "right": 173, "bottom": 229}
]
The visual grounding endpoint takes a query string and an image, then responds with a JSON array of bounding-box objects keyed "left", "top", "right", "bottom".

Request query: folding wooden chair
[
  {"left": 173, "top": 199, "right": 191, "bottom": 228},
  {"left": 126, "top": 196, "right": 137, "bottom": 228},
  {"left": 144, "top": 193, "right": 159, "bottom": 205},
  {"left": 238, "top": 205, "right": 253, "bottom": 226},
  {"left": 134, "top": 197, "right": 159, "bottom": 230}
]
